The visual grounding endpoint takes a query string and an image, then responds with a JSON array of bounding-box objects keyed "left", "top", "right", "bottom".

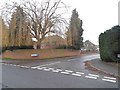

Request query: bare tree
[
  {"left": 22, "top": 0, "right": 68, "bottom": 49},
  {"left": 1, "top": 0, "right": 68, "bottom": 49}
]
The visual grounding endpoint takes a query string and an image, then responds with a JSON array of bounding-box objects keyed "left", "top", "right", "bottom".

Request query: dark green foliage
[
  {"left": 56, "top": 45, "right": 67, "bottom": 49},
  {"left": 7, "top": 46, "right": 33, "bottom": 51},
  {"left": 0, "top": 47, "right": 2, "bottom": 54},
  {"left": 67, "top": 9, "right": 83, "bottom": 50},
  {"left": 56, "top": 45, "right": 76, "bottom": 49},
  {"left": 99, "top": 25, "right": 120, "bottom": 62},
  {"left": 0, "top": 47, "right": 8, "bottom": 53},
  {"left": 1, "top": 46, "right": 33, "bottom": 52}
]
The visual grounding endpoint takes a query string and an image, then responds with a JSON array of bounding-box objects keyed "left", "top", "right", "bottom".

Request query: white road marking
[
  {"left": 3, "top": 62, "right": 118, "bottom": 84},
  {"left": 102, "top": 79, "right": 116, "bottom": 83},
  {"left": 85, "top": 76, "right": 97, "bottom": 79},
  {"left": 13, "top": 65, "right": 17, "bottom": 66},
  {"left": 31, "top": 65, "right": 43, "bottom": 69},
  {"left": 43, "top": 68, "right": 51, "bottom": 71},
  {"left": 31, "top": 65, "right": 42, "bottom": 69},
  {"left": 48, "top": 68, "right": 54, "bottom": 70},
  {"left": 24, "top": 66, "right": 29, "bottom": 68},
  {"left": 51, "top": 70, "right": 60, "bottom": 73},
  {"left": 35, "top": 66, "right": 42, "bottom": 68},
  {"left": 16, "top": 65, "right": 21, "bottom": 67},
  {"left": 71, "top": 73, "right": 81, "bottom": 77},
  {"left": 32, "top": 61, "right": 61, "bottom": 68},
  {"left": 103, "top": 76, "right": 116, "bottom": 80},
  {"left": 20, "top": 66, "right": 26, "bottom": 68},
  {"left": 5, "top": 63, "right": 29, "bottom": 68},
  {"left": 64, "top": 70, "right": 73, "bottom": 73},
  {"left": 88, "top": 74, "right": 99, "bottom": 77},
  {"left": 76, "top": 72, "right": 84, "bottom": 74},
  {"left": 37, "top": 67, "right": 43, "bottom": 70},
  {"left": 40, "top": 67, "right": 47, "bottom": 69},
  {"left": 32, "top": 66, "right": 47, "bottom": 69},
  {"left": 31, "top": 67, "right": 38, "bottom": 69},
  {"left": 56, "top": 69, "right": 62, "bottom": 71},
  {"left": 61, "top": 72, "right": 70, "bottom": 74}
]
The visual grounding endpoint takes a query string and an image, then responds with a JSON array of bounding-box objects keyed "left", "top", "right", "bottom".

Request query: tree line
[{"left": 1, "top": 0, "right": 84, "bottom": 50}]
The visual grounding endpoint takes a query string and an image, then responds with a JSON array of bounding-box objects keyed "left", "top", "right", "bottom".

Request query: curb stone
[{"left": 84, "top": 61, "right": 120, "bottom": 79}]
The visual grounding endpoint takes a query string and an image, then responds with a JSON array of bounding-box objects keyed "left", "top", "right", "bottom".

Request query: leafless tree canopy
[{"left": 1, "top": 0, "right": 68, "bottom": 49}]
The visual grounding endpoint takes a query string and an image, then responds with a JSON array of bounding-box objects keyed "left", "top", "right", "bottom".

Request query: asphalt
[
  {"left": 0, "top": 63, "right": 2, "bottom": 90},
  {"left": 1, "top": 54, "right": 100, "bottom": 73},
  {"left": 0, "top": 54, "right": 119, "bottom": 88},
  {"left": 2, "top": 62, "right": 118, "bottom": 88}
]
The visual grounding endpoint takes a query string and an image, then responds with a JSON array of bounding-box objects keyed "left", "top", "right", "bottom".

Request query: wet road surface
[{"left": 1, "top": 54, "right": 119, "bottom": 88}]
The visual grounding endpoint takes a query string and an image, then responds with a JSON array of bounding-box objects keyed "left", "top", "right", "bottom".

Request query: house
[
  {"left": 82, "top": 40, "right": 98, "bottom": 52},
  {"left": 41, "top": 35, "right": 66, "bottom": 49}
]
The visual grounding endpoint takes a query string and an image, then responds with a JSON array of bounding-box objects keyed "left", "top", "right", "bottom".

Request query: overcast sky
[
  {"left": 63, "top": 0, "right": 119, "bottom": 45},
  {"left": 0, "top": 0, "right": 119, "bottom": 45}
]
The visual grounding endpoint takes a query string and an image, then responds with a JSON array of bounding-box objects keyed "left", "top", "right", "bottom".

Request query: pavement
[
  {"left": 91, "top": 59, "right": 119, "bottom": 74},
  {"left": 0, "top": 54, "right": 120, "bottom": 88},
  {"left": 85, "top": 58, "right": 120, "bottom": 79}
]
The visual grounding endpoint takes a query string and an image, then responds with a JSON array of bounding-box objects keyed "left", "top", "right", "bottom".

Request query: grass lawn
[{"left": 2, "top": 49, "right": 81, "bottom": 60}]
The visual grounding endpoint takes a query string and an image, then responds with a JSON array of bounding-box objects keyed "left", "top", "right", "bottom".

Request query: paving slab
[{"left": 90, "top": 59, "right": 119, "bottom": 75}]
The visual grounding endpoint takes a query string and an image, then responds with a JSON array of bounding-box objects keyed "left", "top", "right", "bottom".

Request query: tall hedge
[{"left": 99, "top": 25, "right": 120, "bottom": 62}]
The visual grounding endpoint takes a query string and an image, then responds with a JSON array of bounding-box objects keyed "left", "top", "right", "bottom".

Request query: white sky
[{"left": 0, "top": 0, "right": 119, "bottom": 45}]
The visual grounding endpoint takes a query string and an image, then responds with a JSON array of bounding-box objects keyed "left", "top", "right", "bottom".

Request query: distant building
[
  {"left": 41, "top": 35, "right": 67, "bottom": 49},
  {"left": 82, "top": 40, "right": 98, "bottom": 52}
]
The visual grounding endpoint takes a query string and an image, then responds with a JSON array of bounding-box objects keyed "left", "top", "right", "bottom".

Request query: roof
[{"left": 42, "top": 35, "right": 65, "bottom": 43}]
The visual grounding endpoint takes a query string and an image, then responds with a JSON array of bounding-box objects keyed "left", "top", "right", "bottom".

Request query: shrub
[
  {"left": 1, "top": 46, "right": 33, "bottom": 53},
  {"left": 56, "top": 45, "right": 67, "bottom": 49},
  {"left": 99, "top": 25, "right": 120, "bottom": 62}
]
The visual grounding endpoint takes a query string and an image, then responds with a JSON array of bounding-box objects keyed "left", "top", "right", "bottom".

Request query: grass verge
[
  {"left": 2, "top": 58, "right": 13, "bottom": 60},
  {"left": 2, "top": 49, "right": 81, "bottom": 60}
]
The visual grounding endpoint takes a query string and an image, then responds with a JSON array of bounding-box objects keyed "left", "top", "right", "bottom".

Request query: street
[{"left": 1, "top": 54, "right": 119, "bottom": 88}]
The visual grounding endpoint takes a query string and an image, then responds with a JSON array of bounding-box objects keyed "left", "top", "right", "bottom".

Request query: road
[{"left": 1, "top": 54, "right": 119, "bottom": 88}]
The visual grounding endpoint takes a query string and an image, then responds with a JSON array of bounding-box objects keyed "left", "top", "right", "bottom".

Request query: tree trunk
[{"left": 37, "top": 40, "right": 41, "bottom": 49}]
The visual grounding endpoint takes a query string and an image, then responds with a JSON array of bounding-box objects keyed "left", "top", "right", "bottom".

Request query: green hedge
[
  {"left": 1, "top": 46, "right": 33, "bottom": 53},
  {"left": 99, "top": 25, "right": 120, "bottom": 62}
]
